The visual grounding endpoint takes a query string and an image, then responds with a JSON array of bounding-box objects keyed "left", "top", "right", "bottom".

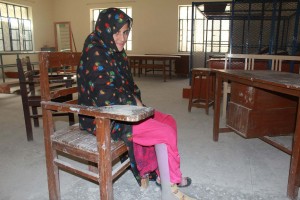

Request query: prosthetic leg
[{"left": 155, "top": 143, "right": 196, "bottom": 200}]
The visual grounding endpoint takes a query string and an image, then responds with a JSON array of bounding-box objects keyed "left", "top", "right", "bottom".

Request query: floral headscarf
[{"left": 77, "top": 8, "right": 143, "bottom": 184}]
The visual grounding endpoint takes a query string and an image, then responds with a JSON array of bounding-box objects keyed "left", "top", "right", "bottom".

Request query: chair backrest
[
  {"left": 16, "top": 56, "right": 38, "bottom": 95},
  {"left": 38, "top": 52, "right": 80, "bottom": 102},
  {"left": 45, "top": 52, "right": 82, "bottom": 74},
  {"left": 224, "top": 53, "right": 300, "bottom": 72}
]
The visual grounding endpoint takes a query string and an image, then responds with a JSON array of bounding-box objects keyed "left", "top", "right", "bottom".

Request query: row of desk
[
  {"left": 0, "top": 53, "right": 188, "bottom": 83},
  {"left": 128, "top": 54, "right": 181, "bottom": 82}
]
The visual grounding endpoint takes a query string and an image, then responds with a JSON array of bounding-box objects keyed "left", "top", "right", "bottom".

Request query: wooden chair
[
  {"left": 39, "top": 52, "right": 154, "bottom": 200},
  {"left": 16, "top": 56, "right": 76, "bottom": 141},
  {"left": 52, "top": 52, "right": 82, "bottom": 74},
  {"left": 188, "top": 68, "right": 215, "bottom": 115}
]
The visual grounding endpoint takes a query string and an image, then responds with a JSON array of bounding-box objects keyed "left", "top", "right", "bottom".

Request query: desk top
[{"left": 215, "top": 70, "right": 300, "bottom": 94}]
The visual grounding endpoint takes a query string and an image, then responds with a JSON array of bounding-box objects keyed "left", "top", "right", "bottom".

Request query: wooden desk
[
  {"left": 0, "top": 51, "right": 41, "bottom": 83},
  {"left": 213, "top": 69, "right": 300, "bottom": 200},
  {"left": 128, "top": 54, "right": 180, "bottom": 82}
]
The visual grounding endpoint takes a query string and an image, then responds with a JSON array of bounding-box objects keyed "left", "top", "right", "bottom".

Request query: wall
[
  {"left": 4, "top": 0, "right": 225, "bottom": 54},
  {"left": 52, "top": 0, "right": 196, "bottom": 54}
]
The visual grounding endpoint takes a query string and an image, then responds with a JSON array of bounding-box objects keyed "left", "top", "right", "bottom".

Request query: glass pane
[
  {"left": 212, "top": 46, "right": 220, "bottom": 52},
  {"left": 10, "top": 18, "right": 18, "bottom": 29},
  {"left": 12, "top": 41, "right": 20, "bottom": 50},
  {"left": 126, "top": 42, "right": 132, "bottom": 51},
  {"left": 179, "top": 6, "right": 188, "bottom": 20},
  {"left": 11, "top": 30, "right": 19, "bottom": 40},
  {"left": 23, "top": 19, "right": 31, "bottom": 30},
  {"left": 93, "top": 10, "right": 99, "bottom": 21},
  {"left": 126, "top": 8, "right": 132, "bottom": 17},
  {"left": 24, "top": 30, "right": 32, "bottom": 40},
  {"left": 0, "top": 41, "right": 3, "bottom": 51},
  {"left": 187, "top": 6, "right": 192, "bottom": 19},
  {"left": 222, "top": 20, "right": 230, "bottom": 31},
  {"left": 8, "top": 5, "right": 14, "bottom": 17},
  {"left": 0, "top": 3, "right": 7, "bottom": 17},
  {"left": 15, "top": 6, "right": 21, "bottom": 18},
  {"left": 21, "top": 7, "right": 28, "bottom": 19},
  {"left": 25, "top": 41, "right": 32, "bottom": 50},
  {"left": 213, "top": 20, "right": 220, "bottom": 31},
  {"left": 221, "top": 31, "right": 229, "bottom": 42},
  {"left": 213, "top": 31, "right": 220, "bottom": 41}
]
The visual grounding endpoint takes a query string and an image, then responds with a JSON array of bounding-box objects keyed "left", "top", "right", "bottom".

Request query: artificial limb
[{"left": 155, "top": 143, "right": 196, "bottom": 200}]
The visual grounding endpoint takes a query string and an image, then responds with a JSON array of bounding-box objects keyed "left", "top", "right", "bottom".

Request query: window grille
[
  {"left": 179, "top": 5, "right": 230, "bottom": 53},
  {"left": 0, "top": 2, "right": 32, "bottom": 51}
]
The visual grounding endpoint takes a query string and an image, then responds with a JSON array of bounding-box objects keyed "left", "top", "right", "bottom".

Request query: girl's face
[{"left": 113, "top": 23, "right": 130, "bottom": 51}]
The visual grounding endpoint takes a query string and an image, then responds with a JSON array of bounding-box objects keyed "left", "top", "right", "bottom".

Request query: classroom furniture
[
  {"left": 128, "top": 54, "right": 180, "bottom": 82},
  {"left": 16, "top": 55, "right": 76, "bottom": 141},
  {"left": 0, "top": 51, "right": 40, "bottom": 83},
  {"left": 174, "top": 54, "right": 189, "bottom": 77},
  {"left": 213, "top": 69, "right": 300, "bottom": 200},
  {"left": 188, "top": 68, "right": 215, "bottom": 115},
  {"left": 208, "top": 54, "right": 300, "bottom": 118},
  {"left": 39, "top": 52, "right": 154, "bottom": 200}
]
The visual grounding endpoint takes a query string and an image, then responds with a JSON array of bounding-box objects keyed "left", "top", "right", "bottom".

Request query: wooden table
[
  {"left": 213, "top": 69, "right": 300, "bottom": 200},
  {"left": 128, "top": 54, "right": 180, "bottom": 82},
  {"left": 0, "top": 51, "right": 41, "bottom": 83}
]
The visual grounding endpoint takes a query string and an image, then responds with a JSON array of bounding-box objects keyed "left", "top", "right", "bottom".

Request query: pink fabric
[
  {"left": 132, "top": 110, "right": 182, "bottom": 183},
  {"left": 133, "top": 143, "right": 157, "bottom": 177}
]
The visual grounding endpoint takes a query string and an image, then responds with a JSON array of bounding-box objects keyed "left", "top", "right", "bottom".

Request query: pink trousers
[{"left": 132, "top": 110, "right": 182, "bottom": 183}]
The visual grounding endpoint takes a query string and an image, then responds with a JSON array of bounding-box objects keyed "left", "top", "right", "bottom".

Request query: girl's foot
[
  {"left": 140, "top": 174, "right": 149, "bottom": 190},
  {"left": 171, "top": 184, "right": 196, "bottom": 200},
  {"left": 156, "top": 177, "right": 192, "bottom": 188}
]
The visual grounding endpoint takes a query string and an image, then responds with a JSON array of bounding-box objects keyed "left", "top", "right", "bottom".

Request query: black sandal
[{"left": 156, "top": 176, "right": 192, "bottom": 188}]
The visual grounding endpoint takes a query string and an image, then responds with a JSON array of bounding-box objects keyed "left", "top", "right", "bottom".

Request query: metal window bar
[
  {"left": 179, "top": 6, "right": 188, "bottom": 52},
  {"left": 0, "top": 2, "right": 32, "bottom": 51}
]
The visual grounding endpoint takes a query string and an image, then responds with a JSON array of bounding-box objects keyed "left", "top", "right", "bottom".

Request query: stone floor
[{"left": 0, "top": 76, "right": 296, "bottom": 200}]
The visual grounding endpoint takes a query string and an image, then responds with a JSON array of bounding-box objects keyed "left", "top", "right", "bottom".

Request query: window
[
  {"left": 0, "top": 2, "right": 33, "bottom": 51},
  {"left": 178, "top": 5, "right": 229, "bottom": 53},
  {"left": 91, "top": 7, "right": 132, "bottom": 51},
  {"left": 178, "top": 6, "right": 193, "bottom": 52}
]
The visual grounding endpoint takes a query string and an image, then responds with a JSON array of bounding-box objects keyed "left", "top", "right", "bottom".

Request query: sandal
[
  {"left": 171, "top": 184, "right": 196, "bottom": 200},
  {"left": 156, "top": 177, "right": 192, "bottom": 188},
  {"left": 140, "top": 175, "right": 149, "bottom": 190}
]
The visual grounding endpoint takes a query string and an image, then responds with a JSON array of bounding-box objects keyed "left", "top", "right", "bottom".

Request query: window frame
[
  {"left": 0, "top": 2, "right": 33, "bottom": 52},
  {"left": 178, "top": 5, "right": 230, "bottom": 53}
]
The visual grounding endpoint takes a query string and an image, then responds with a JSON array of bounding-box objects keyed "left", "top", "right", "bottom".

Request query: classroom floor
[{"left": 0, "top": 75, "right": 296, "bottom": 200}]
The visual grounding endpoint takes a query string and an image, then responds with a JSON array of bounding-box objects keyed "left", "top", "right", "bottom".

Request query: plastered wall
[{"left": 6, "top": 0, "right": 225, "bottom": 54}]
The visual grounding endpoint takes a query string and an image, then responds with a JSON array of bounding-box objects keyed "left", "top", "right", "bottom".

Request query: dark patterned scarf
[{"left": 77, "top": 8, "right": 142, "bottom": 184}]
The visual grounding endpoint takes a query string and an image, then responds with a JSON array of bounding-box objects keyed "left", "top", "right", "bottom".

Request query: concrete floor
[{"left": 0, "top": 76, "right": 296, "bottom": 200}]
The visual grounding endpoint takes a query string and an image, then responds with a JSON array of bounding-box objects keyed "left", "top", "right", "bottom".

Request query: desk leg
[
  {"left": 169, "top": 59, "right": 172, "bottom": 79},
  {"left": 163, "top": 60, "right": 166, "bottom": 82},
  {"left": 205, "top": 75, "right": 210, "bottom": 115},
  {"left": 0, "top": 55, "right": 4, "bottom": 83},
  {"left": 138, "top": 59, "right": 142, "bottom": 77},
  {"left": 213, "top": 76, "right": 222, "bottom": 141},
  {"left": 288, "top": 98, "right": 300, "bottom": 200}
]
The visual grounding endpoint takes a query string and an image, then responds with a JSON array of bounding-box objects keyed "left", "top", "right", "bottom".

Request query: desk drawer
[{"left": 226, "top": 82, "right": 297, "bottom": 138}]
